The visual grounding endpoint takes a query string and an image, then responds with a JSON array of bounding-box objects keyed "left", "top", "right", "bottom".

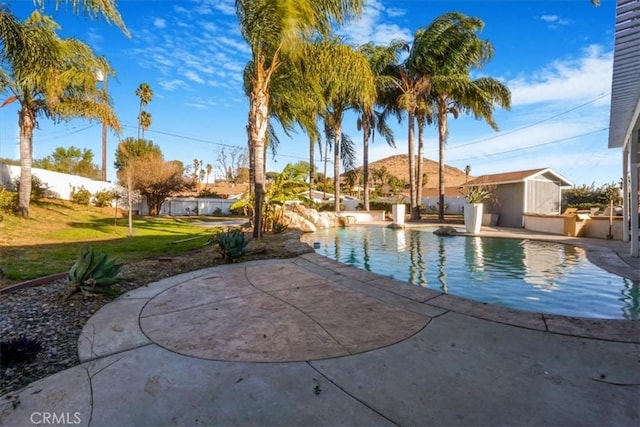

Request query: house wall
[
  {"left": 1, "top": 163, "right": 117, "bottom": 200},
  {"left": 495, "top": 183, "right": 525, "bottom": 227},
  {"left": 527, "top": 179, "right": 561, "bottom": 214}
]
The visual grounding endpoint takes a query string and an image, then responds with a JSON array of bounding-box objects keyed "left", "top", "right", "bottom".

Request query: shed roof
[
  {"left": 608, "top": 0, "right": 640, "bottom": 149},
  {"left": 466, "top": 168, "right": 573, "bottom": 187}
]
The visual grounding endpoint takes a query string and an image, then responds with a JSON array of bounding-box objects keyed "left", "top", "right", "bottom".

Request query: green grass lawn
[{"left": 0, "top": 199, "right": 245, "bottom": 286}]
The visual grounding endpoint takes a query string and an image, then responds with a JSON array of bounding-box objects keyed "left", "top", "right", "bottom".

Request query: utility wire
[
  {"left": 449, "top": 92, "right": 610, "bottom": 150},
  {"left": 450, "top": 127, "right": 608, "bottom": 163},
  {"left": 124, "top": 124, "right": 310, "bottom": 162}
]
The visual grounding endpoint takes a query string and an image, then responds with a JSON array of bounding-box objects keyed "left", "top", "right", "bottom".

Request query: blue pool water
[{"left": 305, "top": 226, "right": 640, "bottom": 319}]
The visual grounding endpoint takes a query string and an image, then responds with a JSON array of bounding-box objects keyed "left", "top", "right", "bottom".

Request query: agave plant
[
  {"left": 217, "top": 228, "right": 248, "bottom": 263},
  {"left": 66, "top": 247, "right": 121, "bottom": 298},
  {"left": 0, "top": 336, "right": 42, "bottom": 366}
]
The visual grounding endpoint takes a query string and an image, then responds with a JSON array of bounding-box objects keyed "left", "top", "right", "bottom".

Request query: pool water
[{"left": 305, "top": 226, "right": 640, "bottom": 319}]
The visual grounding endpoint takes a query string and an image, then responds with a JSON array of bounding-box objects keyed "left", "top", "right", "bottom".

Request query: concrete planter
[
  {"left": 392, "top": 204, "right": 406, "bottom": 225},
  {"left": 464, "top": 203, "right": 483, "bottom": 234}
]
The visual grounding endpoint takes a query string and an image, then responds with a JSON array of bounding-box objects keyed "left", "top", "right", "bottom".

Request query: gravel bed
[
  {"left": 0, "top": 251, "right": 218, "bottom": 396},
  {"left": 0, "top": 231, "right": 312, "bottom": 396}
]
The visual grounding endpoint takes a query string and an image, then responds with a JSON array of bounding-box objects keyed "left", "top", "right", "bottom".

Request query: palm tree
[
  {"left": 33, "top": 0, "right": 129, "bottom": 36},
  {"left": 415, "top": 98, "right": 433, "bottom": 214},
  {"left": 302, "top": 38, "right": 375, "bottom": 212},
  {"left": 357, "top": 41, "right": 402, "bottom": 211},
  {"left": 139, "top": 110, "right": 152, "bottom": 137},
  {"left": 205, "top": 163, "right": 213, "bottom": 184},
  {"left": 0, "top": 11, "right": 120, "bottom": 217},
  {"left": 235, "top": 0, "right": 365, "bottom": 238},
  {"left": 407, "top": 13, "right": 511, "bottom": 220},
  {"left": 135, "top": 83, "right": 153, "bottom": 139},
  {"left": 385, "top": 42, "right": 430, "bottom": 220}
]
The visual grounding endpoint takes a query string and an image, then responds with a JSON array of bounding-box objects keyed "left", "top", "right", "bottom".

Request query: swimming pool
[{"left": 305, "top": 226, "right": 640, "bottom": 319}]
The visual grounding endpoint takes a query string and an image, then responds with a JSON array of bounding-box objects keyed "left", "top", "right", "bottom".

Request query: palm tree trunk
[
  {"left": 416, "top": 116, "right": 425, "bottom": 219},
  {"left": 18, "top": 108, "right": 35, "bottom": 217},
  {"left": 308, "top": 137, "right": 315, "bottom": 199},
  {"left": 127, "top": 173, "right": 134, "bottom": 236},
  {"left": 333, "top": 124, "right": 341, "bottom": 213},
  {"left": 362, "top": 117, "right": 371, "bottom": 211},
  {"left": 322, "top": 136, "right": 329, "bottom": 200},
  {"left": 407, "top": 112, "right": 417, "bottom": 220},
  {"left": 137, "top": 100, "right": 142, "bottom": 140},
  {"left": 248, "top": 70, "right": 270, "bottom": 238},
  {"left": 437, "top": 97, "right": 448, "bottom": 221}
]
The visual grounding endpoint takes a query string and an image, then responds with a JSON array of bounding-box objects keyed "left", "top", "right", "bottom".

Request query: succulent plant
[
  {"left": 66, "top": 247, "right": 121, "bottom": 297},
  {"left": 217, "top": 228, "right": 248, "bottom": 262},
  {"left": 0, "top": 336, "right": 42, "bottom": 366}
]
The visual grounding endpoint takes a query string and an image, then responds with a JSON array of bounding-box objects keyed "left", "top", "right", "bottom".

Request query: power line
[
  {"left": 448, "top": 92, "right": 611, "bottom": 150},
  {"left": 450, "top": 127, "right": 608, "bottom": 163},
  {"left": 124, "top": 125, "right": 245, "bottom": 150},
  {"left": 124, "top": 124, "right": 310, "bottom": 162}
]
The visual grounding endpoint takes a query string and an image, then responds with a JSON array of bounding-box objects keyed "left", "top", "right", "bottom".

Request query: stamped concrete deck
[{"left": 1, "top": 228, "right": 639, "bottom": 427}]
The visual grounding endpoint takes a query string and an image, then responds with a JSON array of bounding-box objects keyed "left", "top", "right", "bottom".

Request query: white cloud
[
  {"left": 159, "top": 79, "right": 188, "bottom": 91},
  {"left": 183, "top": 70, "right": 204, "bottom": 84},
  {"left": 505, "top": 45, "right": 612, "bottom": 106},
  {"left": 386, "top": 7, "right": 406, "bottom": 18},
  {"left": 338, "top": 0, "right": 412, "bottom": 45},
  {"left": 208, "top": 0, "right": 236, "bottom": 16},
  {"left": 153, "top": 18, "right": 166, "bottom": 29},
  {"left": 537, "top": 14, "right": 571, "bottom": 27}
]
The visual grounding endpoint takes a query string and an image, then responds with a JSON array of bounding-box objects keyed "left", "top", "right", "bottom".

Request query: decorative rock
[
  {"left": 387, "top": 223, "right": 405, "bottom": 229},
  {"left": 433, "top": 226, "right": 458, "bottom": 236}
]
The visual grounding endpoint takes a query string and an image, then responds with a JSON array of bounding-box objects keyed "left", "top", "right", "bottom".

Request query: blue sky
[{"left": 0, "top": 0, "right": 620, "bottom": 187}]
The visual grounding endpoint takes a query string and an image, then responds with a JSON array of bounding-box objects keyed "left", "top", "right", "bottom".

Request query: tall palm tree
[
  {"left": 302, "top": 39, "right": 375, "bottom": 212},
  {"left": 236, "top": 0, "right": 365, "bottom": 238},
  {"left": 139, "top": 110, "right": 152, "bottom": 137},
  {"left": 357, "top": 41, "right": 402, "bottom": 211},
  {"left": 135, "top": 83, "right": 153, "bottom": 139},
  {"left": 205, "top": 163, "right": 213, "bottom": 184},
  {"left": 415, "top": 98, "right": 433, "bottom": 214},
  {"left": 407, "top": 13, "right": 511, "bottom": 220},
  {"left": 385, "top": 41, "right": 430, "bottom": 220},
  {"left": 0, "top": 11, "right": 120, "bottom": 216}
]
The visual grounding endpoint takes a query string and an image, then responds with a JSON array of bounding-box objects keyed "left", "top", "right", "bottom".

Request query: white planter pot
[
  {"left": 392, "top": 204, "right": 405, "bottom": 225},
  {"left": 464, "top": 203, "right": 483, "bottom": 234}
]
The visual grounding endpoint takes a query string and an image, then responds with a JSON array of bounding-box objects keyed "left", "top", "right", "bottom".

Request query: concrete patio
[{"left": 1, "top": 228, "right": 638, "bottom": 426}]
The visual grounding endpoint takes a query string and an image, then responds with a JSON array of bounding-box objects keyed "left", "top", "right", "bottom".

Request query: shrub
[
  {"left": 368, "top": 200, "right": 396, "bottom": 214},
  {"left": 216, "top": 228, "right": 248, "bottom": 262},
  {"left": 0, "top": 336, "right": 42, "bottom": 366},
  {"left": 93, "top": 189, "right": 117, "bottom": 208},
  {"left": 0, "top": 187, "right": 17, "bottom": 213},
  {"left": 66, "top": 247, "right": 121, "bottom": 298},
  {"left": 198, "top": 188, "right": 221, "bottom": 198},
  {"left": 13, "top": 176, "right": 49, "bottom": 201},
  {"left": 70, "top": 185, "right": 91, "bottom": 205}
]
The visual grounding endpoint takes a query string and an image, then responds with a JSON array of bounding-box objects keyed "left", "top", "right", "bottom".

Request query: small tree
[
  {"left": 132, "top": 156, "right": 186, "bottom": 215},
  {"left": 33, "top": 146, "right": 101, "bottom": 179}
]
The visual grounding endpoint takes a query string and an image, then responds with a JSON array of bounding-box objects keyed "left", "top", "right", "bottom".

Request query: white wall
[
  {"left": 0, "top": 163, "right": 117, "bottom": 200},
  {"left": 422, "top": 195, "right": 466, "bottom": 214},
  {"left": 155, "top": 197, "right": 236, "bottom": 216}
]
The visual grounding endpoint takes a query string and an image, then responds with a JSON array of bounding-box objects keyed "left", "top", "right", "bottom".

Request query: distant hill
[{"left": 350, "top": 154, "right": 471, "bottom": 188}]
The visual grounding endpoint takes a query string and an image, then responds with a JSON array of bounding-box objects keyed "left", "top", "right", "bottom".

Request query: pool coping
[{"left": 299, "top": 224, "right": 639, "bottom": 343}]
